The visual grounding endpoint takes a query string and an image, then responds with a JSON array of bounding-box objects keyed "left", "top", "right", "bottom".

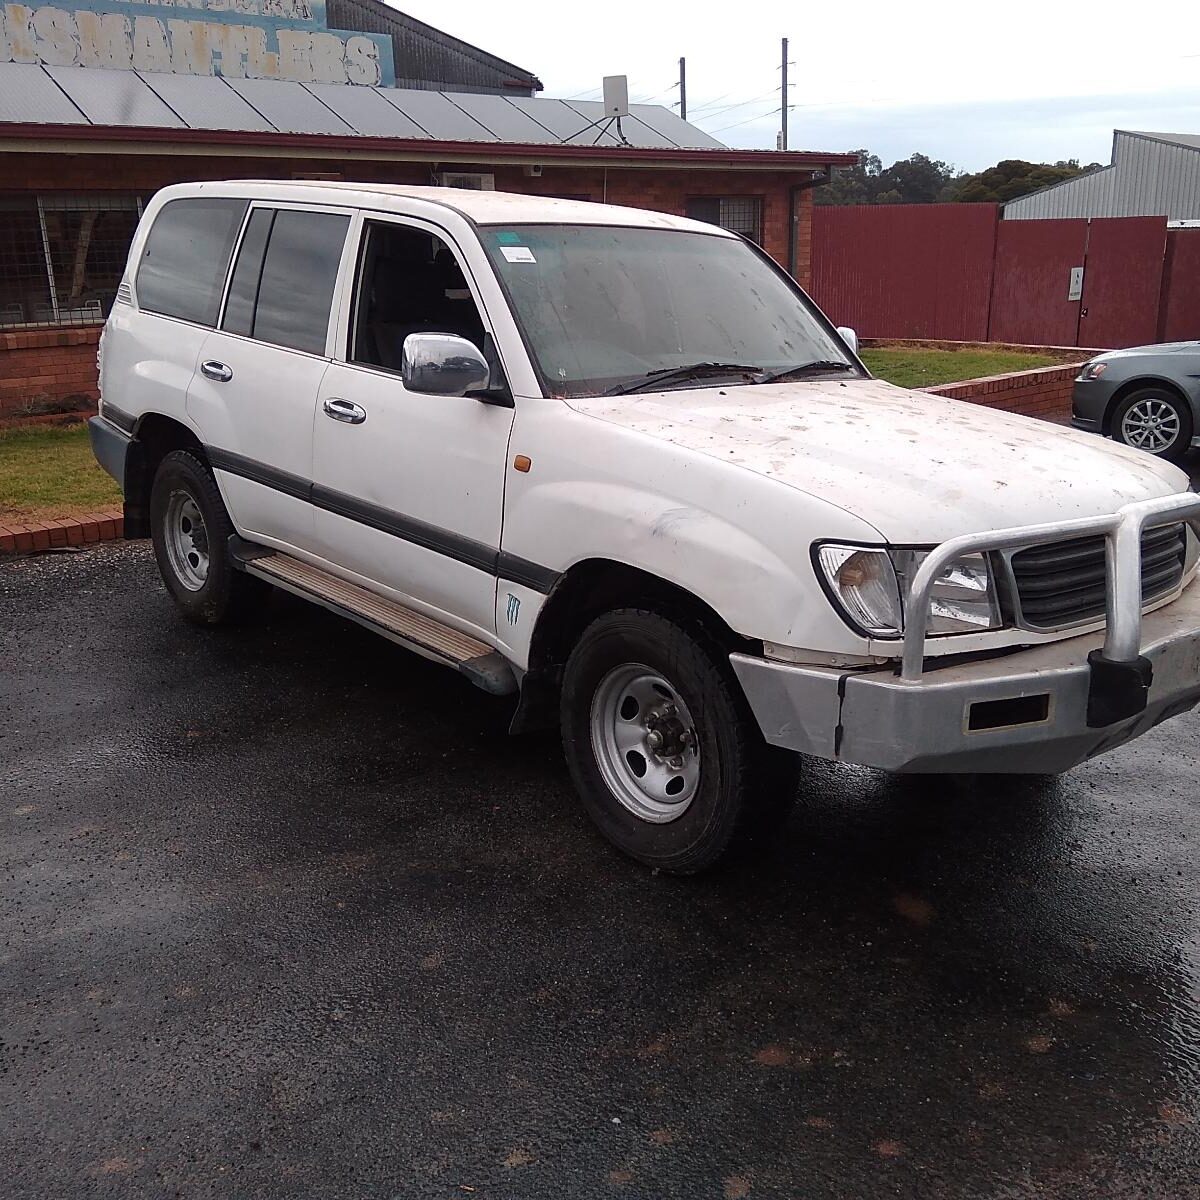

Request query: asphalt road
[{"left": 3, "top": 540, "right": 1199, "bottom": 1199}]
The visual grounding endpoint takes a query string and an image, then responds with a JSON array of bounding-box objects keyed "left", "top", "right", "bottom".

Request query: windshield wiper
[
  {"left": 605, "top": 361, "right": 763, "bottom": 396},
  {"left": 756, "top": 360, "right": 857, "bottom": 384}
]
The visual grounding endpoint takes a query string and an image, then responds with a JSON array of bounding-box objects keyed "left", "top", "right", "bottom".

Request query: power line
[
  {"left": 630, "top": 83, "right": 679, "bottom": 104},
  {"left": 707, "top": 104, "right": 794, "bottom": 135},
  {"left": 688, "top": 89, "right": 780, "bottom": 121}
]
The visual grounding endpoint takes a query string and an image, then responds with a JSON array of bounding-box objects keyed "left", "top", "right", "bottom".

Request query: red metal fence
[
  {"left": 1159, "top": 228, "right": 1200, "bottom": 342},
  {"left": 809, "top": 204, "right": 998, "bottom": 342},
  {"left": 988, "top": 219, "right": 1088, "bottom": 346},
  {"left": 809, "top": 205, "right": 1196, "bottom": 349}
]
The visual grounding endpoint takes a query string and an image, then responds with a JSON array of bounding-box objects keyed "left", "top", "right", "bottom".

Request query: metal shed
[
  {"left": 326, "top": 0, "right": 542, "bottom": 95},
  {"left": 1004, "top": 130, "right": 1200, "bottom": 221}
]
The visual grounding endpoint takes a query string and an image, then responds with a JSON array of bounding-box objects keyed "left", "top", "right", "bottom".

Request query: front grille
[{"left": 1010, "top": 522, "right": 1187, "bottom": 629}]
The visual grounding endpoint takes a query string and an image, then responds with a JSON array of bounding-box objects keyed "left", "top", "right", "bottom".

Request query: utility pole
[
  {"left": 780, "top": 37, "right": 788, "bottom": 150},
  {"left": 678, "top": 56, "right": 687, "bottom": 120}
]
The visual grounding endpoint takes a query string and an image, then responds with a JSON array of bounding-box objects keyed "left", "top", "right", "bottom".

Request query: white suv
[{"left": 90, "top": 181, "right": 1200, "bottom": 872}]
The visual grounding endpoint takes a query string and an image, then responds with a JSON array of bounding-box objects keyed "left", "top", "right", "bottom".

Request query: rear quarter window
[{"left": 136, "top": 198, "right": 248, "bottom": 326}]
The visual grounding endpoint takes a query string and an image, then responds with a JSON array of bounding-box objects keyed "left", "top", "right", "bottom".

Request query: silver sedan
[{"left": 1071, "top": 341, "right": 1200, "bottom": 463}]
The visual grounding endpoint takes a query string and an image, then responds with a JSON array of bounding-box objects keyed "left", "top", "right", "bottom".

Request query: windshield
[{"left": 481, "top": 224, "right": 858, "bottom": 397}]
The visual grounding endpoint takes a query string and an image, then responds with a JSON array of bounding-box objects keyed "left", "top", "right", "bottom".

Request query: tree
[
  {"left": 943, "top": 158, "right": 1103, "bottom": 204},
  {"left": 815, "top": 152, "right": 1104, "bottom": 206},
  {"left": 814, "top": 150, "right": 955, "bottom": 205}
]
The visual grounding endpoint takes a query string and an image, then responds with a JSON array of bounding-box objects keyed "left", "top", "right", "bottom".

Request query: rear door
[{"left": 186, "top": 202, "right": 353, "bottom": 551}]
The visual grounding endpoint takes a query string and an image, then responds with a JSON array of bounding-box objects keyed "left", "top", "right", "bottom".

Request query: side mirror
[
  {"left": 401, "top": 333, "right": 491, "bottom": 397},
  {"left": 836, "top": 326, "right": 859, "bottom": 355}
]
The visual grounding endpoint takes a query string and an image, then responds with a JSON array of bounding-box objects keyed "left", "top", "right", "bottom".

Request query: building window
[
  {"left": 0, "top": 194, "right": 142, "bottom": 328},
  {"left": 685, "top": 196, "right": 764, "bottom": 245}
]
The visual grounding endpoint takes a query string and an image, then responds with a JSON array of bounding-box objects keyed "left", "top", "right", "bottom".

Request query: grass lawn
[
  {"left": 0, "top": 423, "right": 121, "bottom": 523},
  {"left": 861, "top": 347, "right": 1061, "bottom": 389}
]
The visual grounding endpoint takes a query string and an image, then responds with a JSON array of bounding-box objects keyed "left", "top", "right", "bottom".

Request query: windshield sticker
[
  {"left": 501, "top": 246, "right": 537, "bottom": 264},
  {"left": 496, "top": 232, "right": 523, "bottom": 244}
]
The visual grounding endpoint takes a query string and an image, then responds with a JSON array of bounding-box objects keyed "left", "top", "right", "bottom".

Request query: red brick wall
[
  {"left": 0, "top": 153, "right": 812, "bottom": 279},
  {"left": 925, "top": 362, "right": 1086, "bottom": 423},
  {"left": 0, "top": 326, "right": 101, "bottom": 419},
  {"left": 0, "top": 152, "right": 815, "bottom": 412}
]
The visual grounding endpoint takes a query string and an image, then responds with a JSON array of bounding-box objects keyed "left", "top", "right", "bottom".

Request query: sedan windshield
[{"left": 481, "top": 224, "right": 859, "bottom": 397}]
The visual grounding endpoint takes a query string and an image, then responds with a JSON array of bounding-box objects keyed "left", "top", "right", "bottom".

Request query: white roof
[{"left": 171, "top": 179, "right": 737, "bottom": 234}]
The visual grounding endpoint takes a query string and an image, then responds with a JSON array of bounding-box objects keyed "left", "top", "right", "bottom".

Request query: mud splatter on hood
[{"left": 567, "top": 377, "right": 1190, "bottom": 543}]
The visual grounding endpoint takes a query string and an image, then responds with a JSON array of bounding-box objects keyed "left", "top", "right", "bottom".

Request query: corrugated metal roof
[
  {"left": 304, "top": 83, "right": 430, "bottom": 139},
  {"left": 326, "top": 0, "right": 541, "bottom": 94},
  {"left": 44, "top": 64, "right": 183, "bottom": 129},
  {"left": 1129, "top": 131, "right": 1200, "bottom": 152},
  {"left": 0, "top": 64, "right": 730, "bottom": 152},
  {"left": 0, "top": 62, "right": 88, "bottom": 126},
  {"left": 224, "top": 79, "right": 356, "bottom": 136},
  {"left": 139, "top": 71, "right": 274, "bottom": 133},
  {"left": 1005, "top": 129, "right": 1200, "bottom": 221},
  {"left": 380, "top": 88, "right": 492, "bottom": 141}
]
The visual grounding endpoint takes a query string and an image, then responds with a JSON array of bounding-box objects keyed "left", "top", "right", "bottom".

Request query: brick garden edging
[
  {"left": 0, "top": 508, "right": 124, "bottom": 554},
  {"left": 924, "top": 361, "right": 1088, "bottom": 423}
]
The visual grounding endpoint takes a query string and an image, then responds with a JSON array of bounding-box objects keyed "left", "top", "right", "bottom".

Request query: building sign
[{"left": 0, "top": 0, "right": 396, "bottom": 85}]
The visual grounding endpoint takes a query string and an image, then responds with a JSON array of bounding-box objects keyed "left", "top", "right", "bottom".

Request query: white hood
[{"left": 567, "top": 377, "right": 1190, "bottom": 543}]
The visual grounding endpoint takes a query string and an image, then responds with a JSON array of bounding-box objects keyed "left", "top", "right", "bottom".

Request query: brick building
[{"left": 0, "top": 5, "right": 851, "bottom": 417}]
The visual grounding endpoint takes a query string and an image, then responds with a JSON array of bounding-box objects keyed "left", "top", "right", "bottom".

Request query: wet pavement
[{"left": 2, "top": 540, "right": 1199, "bottom": 1199}]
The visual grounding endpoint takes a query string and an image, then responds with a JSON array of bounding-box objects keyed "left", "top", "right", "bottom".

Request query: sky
[{"left": 396, "top": 0, "right": 1200, "bottom": 172}]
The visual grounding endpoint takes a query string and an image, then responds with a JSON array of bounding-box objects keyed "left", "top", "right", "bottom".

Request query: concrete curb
[{"left": 0, "top": 508, "right": 124, "bottom": 554}]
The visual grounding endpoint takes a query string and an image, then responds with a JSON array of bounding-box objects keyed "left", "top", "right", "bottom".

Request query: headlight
[
  {"left": 1078, "top": 361, "right": 1108, "bottom": 380},
  {"left": 892, "top": 549, "right": 1002, "bottom": 634},
  {"left": 816, "top": 544, "right": 1003, "bottom": 638},
  {"left": 815, "top": 545, "right": 903, "bottom": 637}
]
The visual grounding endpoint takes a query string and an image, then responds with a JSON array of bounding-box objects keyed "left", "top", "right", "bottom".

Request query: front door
[
  {"left": 311, "top": 216, "right": 515, "bottom": 639},
  {"left": 187, "top": 203, "right": 352, "bottom": 551}
]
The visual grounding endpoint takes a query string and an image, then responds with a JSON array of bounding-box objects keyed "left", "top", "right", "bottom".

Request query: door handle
[
  {"left": 200, "top": 360, "right": 233, "bottom": 382},
  {"left": 323, "top": 397, "right": 367, "bottom": 425}
]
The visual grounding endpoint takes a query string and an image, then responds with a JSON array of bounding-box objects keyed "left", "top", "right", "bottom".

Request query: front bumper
[
  {"left": 732, "top": 582, "right": 1200, "bottom": 773},
  {"left": 734, "top": 490, "right": 1200, "bottom": 774},
  {"left": 1070, "top": 376, "right": 1113, "bottom": 431}
]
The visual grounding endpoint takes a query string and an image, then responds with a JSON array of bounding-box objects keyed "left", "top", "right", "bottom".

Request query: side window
[
  {"left": 136, "top": 198, "right": 248, "bottom": 325},
  {"left": 251, "top": 209, "right": 349, "bottom": 355},
  {"left": 221, "top": 208, "right": 274, "bottom": 337},
  {"left": 350, "top": 221, "right": 486, "bottom": 373}
]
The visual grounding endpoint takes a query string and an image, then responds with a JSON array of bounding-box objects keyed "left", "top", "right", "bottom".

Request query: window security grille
[
  {"left": 684, "top": 196, "right": 764, "bottom": 246},
  {"left": 0, "top": 194, "right": 141, "bottom": 329}
]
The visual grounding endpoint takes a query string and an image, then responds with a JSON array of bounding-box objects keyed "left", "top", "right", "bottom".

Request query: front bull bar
[{"left": 900, "top": 491, "right": 1200, "bottom": 725}]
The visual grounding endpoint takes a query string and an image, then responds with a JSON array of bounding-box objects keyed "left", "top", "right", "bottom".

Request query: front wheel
[
  {"left": 560, "top": 609, "right": 798, "bottom": 873},
  {"left": 1111, "top": 388, "right": 1193, "bottom": 463}
]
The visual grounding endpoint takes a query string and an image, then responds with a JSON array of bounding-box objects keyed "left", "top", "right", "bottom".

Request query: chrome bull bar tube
[{"left": 900, "top": 492, "right": 1200, "bottom": 683}]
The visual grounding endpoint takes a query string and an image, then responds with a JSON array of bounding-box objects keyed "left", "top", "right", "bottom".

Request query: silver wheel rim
[
  {"left": 1121, "top": 397, "right": 1181, "bottom": 454},
  {"left": 164, "top": 490, "right": 210, "bottom": 591},
  {"left": 589, "top": 663, "right": 701, "bottom": 824}
]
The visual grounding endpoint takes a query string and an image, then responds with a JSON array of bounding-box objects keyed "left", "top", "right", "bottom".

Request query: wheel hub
[
  {"left": 590, "top": 665, "right": 701, "bottom": 824},
  {"left": 1122, "top": 397, "right": 1181, "bottom": 454},
  {"left": 164, "top": 490, "right": 210, "bottom": 592}
]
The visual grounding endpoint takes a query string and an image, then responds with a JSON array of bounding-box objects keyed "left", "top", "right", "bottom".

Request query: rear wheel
[
  {"left": 150, "top": 449, "right": 265, "bottom": 625},
  {"left": 560, "top": 608, "right": 798, "bottom": 873},
  {"left": 1112, "top": 387, "right": 1193, "bottom": 463}
]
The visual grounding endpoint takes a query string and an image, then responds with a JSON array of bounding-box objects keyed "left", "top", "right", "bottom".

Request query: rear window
[{"left": 136, "top": 198, "right": 247, "bottom": 326}]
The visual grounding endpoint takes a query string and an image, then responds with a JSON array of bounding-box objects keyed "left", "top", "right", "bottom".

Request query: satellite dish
[{"left": 602, "top": 75, "right": 630, "bottom": 118}]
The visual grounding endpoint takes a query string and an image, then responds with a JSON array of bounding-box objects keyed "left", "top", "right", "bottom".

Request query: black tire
[
  {"left": 560, "top": 608, "right": 799, "bottom": 874},
  {"left": 149, "top": 449, "right": 265, "bottom": 625},
  {"left": 1111, "top": 387, "right": 1193, "bottom": 464}
]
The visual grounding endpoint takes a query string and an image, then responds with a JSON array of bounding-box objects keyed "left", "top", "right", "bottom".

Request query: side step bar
[{"left": 229, "top": 537, "right": 517, "bottom": 696}]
